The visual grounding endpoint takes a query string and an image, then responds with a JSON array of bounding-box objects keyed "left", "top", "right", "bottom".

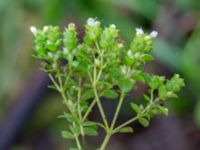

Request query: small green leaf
[
  {"left": 102, "top": 89, "right": 118, "bottom": 99},
  {"left": 83, "top": 121, "right": 97, "bottom": 127},
  {"left": 144, "top": 95, "right": 150, "bottom": 101},
  {"left": 58, "top": 112, "right": 74, "bottom": 123},
  {"left": 118, "top": 127, "right": 133, "bottom": 133},
  {"left": 157, "top": 105, "right": 168, "bottom": 116},
  {"left": 118, "top": 78, "right": 133, "bottom": 93},
  {"left": 61, "top": 131, "right": 74, "bottom": 140},
  {"left": 134, "top": 73, "right": 145, "bottom": 83},
  {"left": 70, "top": 125, "right": 80, "bottom": 135},
  {"left": 82, "top": 89, "right": 94, "bottom": 100},
  {"left": 140, "top": 54, "right": 154, "bottom": 62},
  {"left": 149, "top": 76, "right": 165, "bottom": 90},
  {"left": 84, "top": 127, "right": 98, "bottom": 136},
  {"left": 158, "top": 85, "right": 167, "bottom": 100},
  {"left": 138, "top": 118, "right": 149, "bottom": 127},
  {"left": 130, "top": 102, "right": 141, "bottom": 113}
]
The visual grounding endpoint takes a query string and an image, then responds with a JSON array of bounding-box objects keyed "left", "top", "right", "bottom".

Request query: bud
[{"left": 68, "top": 23, "right": 76, "bottom": 28}]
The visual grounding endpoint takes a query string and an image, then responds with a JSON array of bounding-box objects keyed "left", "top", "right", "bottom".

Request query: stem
[
  {"left": 82, "top": 99, "right": 96, "bottom": 121},
  {"left": 77, "top": 79, "right": 85, "bottom": 136},
  {"left": 61, "top": 92, "right": 78, "bottom": 121},
  {"left": 75, "top": 135, "right": 82, "bottom": 150},
  {"left": 72, "top": 121, "right": 82, "bottom": 150},
  {"left": 98, "top": 93, "right": 125, "bottom": 150},
  {"left": 99, "top": 133, "right": 112, "bottom": 150},
  {"left": 113, "top": 98, "right": 159, "bottom": 134},
  {"left": 48, "top": 74, "right": 60, "bottom": 91},
  {"left": 113, "top": 116, "right": 138, "bottom": 134},
  {"left": 110, "top": 92, "right": 125, "bottom": 130},
  {"left": 93, "top": 87, "right": 109, "bottom": 129},
  {"left": 48, "top": 74, "right": 78, "bottom": 121}
]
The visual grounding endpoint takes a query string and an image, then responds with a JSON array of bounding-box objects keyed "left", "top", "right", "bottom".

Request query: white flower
[
  {"left": 43, "top": 26, "right": 49, "bottom": 32},
  {"left": 149, "top": 31, "right": 158, "bottom": 38},
  {"left": 110, "top": 24, "right": 116, "bottom": 29},
  {"left": 136, "top": 27, "right": 144, "bottom": 35},
  {"left": 30, "top": 26, "right": 37, "bottom": 34},
  {"left": 87, "top": 17, "right": 99, "bottom": 26}
]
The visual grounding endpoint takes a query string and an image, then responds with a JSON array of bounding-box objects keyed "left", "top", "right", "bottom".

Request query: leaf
[
  {"left": 144, "top": 95, "right": 150, "bottom": 101},
  {"left": 84, "top": 127, "right": 98, "bottom": 136},
  {"left": 138, "top": 118, "right": 149, "bottom": 127},
  {"left": 158, "top": 85, "right": 167, "bottom": 100},
  {"left": 82, "top": 89, "right": 94, "bottom": 101},
  {"left": 134, "top": 73, "right": 145, "bottom": 83},
  {"left": 70, "top": 125, "right": 80, "bottom": 135},
  {"left": 157, "top": 105, "right": 168, "bottom": 116},
  {"left": 58, "top": 112, "right": 74, "bottom": 123},
  {"left": 118, "top": 78, "right": 133, "bottom": 93},
  {"left": 118, "top": 127, "right": 133, "bottom": 133},
  {"left": 83, "top": 121, "right": 97, "bottom": 127},
  {"left": 102, "top": 89, "right": 119, "bottom": 99},
  {"left": 61, "top": 131, "right": 74, "bottom": 140},
  {"left": 140, "top": 54, "right": 154, "bottom": 62},
  {"left": 149, "top": 76, "right": 165, "bottom": 90},
  {"left": 130, "top": 102, "right": 141, "bottom": 113}
]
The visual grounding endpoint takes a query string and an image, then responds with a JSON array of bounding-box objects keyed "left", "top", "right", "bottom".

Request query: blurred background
[{"left": 0, "top": 0, "right": 200, "bottom": 149}]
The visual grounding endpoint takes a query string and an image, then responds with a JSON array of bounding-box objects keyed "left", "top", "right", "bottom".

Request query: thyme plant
[{"left": 30, "top": 18, "right": 184, "bottom": 150}]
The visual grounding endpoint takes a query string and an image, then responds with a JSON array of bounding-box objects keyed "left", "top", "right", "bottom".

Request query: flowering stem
[{"left": 113, "top": 98, "right": 159, "bottom": 134}]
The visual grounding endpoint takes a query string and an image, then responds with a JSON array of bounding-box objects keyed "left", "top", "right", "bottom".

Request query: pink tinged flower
[
  {"left": 149, "top": 31, "right": 158, "bottom": 38},
  {"left": 136, "top": 27, "right": 144, "bottom": 35},
  {"left": 30, "top": 26, "right": 37, "bottom": 34}
]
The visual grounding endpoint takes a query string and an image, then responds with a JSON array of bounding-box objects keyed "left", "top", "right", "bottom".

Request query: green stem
[
  {"left": 113, "top": 98, "right": 159, "bottom": 134},
  {"left": 82, "top": 99, "right": 96, "bottom": 121},
  {"left": 93, "top": 87, "right": 109, "bottom": 129},
  {"left": 98, "top": 93, "right": 125, "bottom": 150},
  {"left": 112, "top": 116, "right": 138, "bottom": 134},
  {"left": 77, "top": 79, "right": 85, "bottom": 136},
  {"left": 61, "top": 92, "right": 78, "bottom": 121},
  {"left": 48, "top": 74, "right": 60, "bottom": 91},
  {"left": 75, "top": 135, "right": 82, "bottom": 150},
  {"left": 110, "top": 92, "right": 125, "bottom": 130},
  {"left": 99, "top": 133, "right": 112, "bottom": 150}
]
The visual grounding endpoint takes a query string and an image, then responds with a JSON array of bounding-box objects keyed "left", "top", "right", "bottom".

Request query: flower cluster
[{"left": 31, "top": 18, "right": 184, "bottom": 150}]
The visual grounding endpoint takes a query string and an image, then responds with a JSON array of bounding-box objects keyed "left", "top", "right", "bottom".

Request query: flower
[
  {"left": 87, "top": 18, "right": 99, "bottom": 26},
  {"left": 149, "top": 31, "right": 158, "bottom": 38},
  {"left": 30, "top": 26, "right": 37, "bottom": 34},
  {"left": 136, "top": 27, "right": 144, "bottom": 35},
  {"left": 43, "top": 26, "right": 49, "bottom": 32},
  {"left": 110, "top": 24, "right": 116, "bottom": 29}
]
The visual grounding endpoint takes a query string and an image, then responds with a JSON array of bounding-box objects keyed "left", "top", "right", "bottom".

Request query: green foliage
[{"left": 31, "top": 18, "right": 184, "bottom": 150}]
